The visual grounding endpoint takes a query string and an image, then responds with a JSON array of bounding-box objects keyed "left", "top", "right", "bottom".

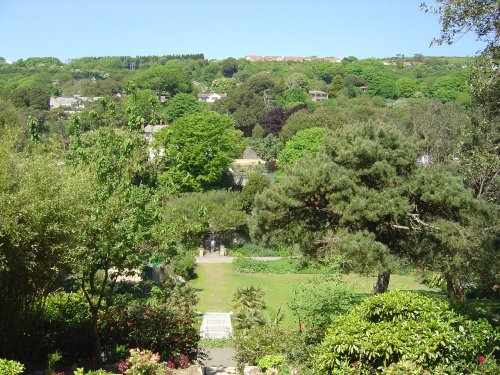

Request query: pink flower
[
  {"left": 478, "top": 355, "right": 486, "bottom": 364},
  {"left": 115, "top": 360, "right": 130, "bottom": 373},
  {"left": 352, "top": 361, "right": 360, "bottom": 368}
]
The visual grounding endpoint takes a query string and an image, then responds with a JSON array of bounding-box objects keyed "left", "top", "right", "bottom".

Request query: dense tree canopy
[
  {"left": 251, "top": 122, "right": 492, "bottom": 298},
  {"left": 0, "top": 136, "right": 90, "bottom": 359},
  {"left": 164, "top": 93, "right": 203, "bottom": 123},
  {"left": 155, "top": 112, "right": 244, "bottom": 193},
  {"left": 278, "top": 127, "right": 326, "bottom": 168},
  {"left": 66, "top": 127, "right": 159, "bottom": 363},
  {"left": 133, "top": 64, "right": 192, "bottom": 96}
]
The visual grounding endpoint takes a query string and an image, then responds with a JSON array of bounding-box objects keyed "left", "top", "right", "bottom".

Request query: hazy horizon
[{"left": 0, "top": 0, "right": 486, "bottom": 63}]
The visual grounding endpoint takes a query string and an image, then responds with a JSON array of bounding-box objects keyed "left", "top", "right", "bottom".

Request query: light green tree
[
  {"left": 134, "top": 65, "right": 192, "bottom": 96},
  {"left": 210, "top": 77, "right": 238, "bottom": 93},
  {"left": 278, "top": 127, "right": 326, "bottom": 168},
  {"left": 155, "top": 112, "right": 244, "bottom": 192},
  {"left": 27, "top": 116, "right": 40, "bottom": 144},
  {"left": 396, "top": 77, "right": 417, "bottom": 97},
  {"left": 123, "top": 89, "right": 162, "bottom": 130},
  {"left": 0, "top": 135, "right": 90, "bottom": 358},
  {"left": 285, "top": 73, "right": 310, "bottom": 91},
  {"left": 66, "top": 127, "right": 160, "bottom": 364},
  {"left": 164, "top": 93, "right": 202, "bottom": 123}
]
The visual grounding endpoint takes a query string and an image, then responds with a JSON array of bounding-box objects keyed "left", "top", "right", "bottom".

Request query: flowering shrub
[
  {"left": 102, "top": 302, "right": 200, "bottom": 367},
  {"left": 313, "top": 291, "right": 498, "bottom": 374},
  {"left": 125, "top": 349, "right": 166, "bottom": 375}
]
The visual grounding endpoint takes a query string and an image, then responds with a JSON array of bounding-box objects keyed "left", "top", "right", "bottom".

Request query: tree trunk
[
  {"left": 91, "top": 307, "right": 102, "bottom": 368},
  {"left": 444, "top": 273, "right": 466, "bottom": 304},
  {"left": 373, "top": 271, "right": 391, "bottom": 294}
]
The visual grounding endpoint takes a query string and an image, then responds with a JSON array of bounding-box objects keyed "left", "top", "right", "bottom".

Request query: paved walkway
[
  {"left": 196, "top": 254, "right": 235, "bottom": 264},
  {"left": 205, "top": 366, "right": 237, "bottom": 375},
  {"left": 196, "top": 253, "right": 282, "bottom": 264},
  {"left": 203, "top": 348, "right": 237, "bottom": 367},
  {"left": 203, "top": 348, "right": 237, "bottom": 375}
]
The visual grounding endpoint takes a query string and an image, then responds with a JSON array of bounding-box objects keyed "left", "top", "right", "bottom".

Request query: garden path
[
  {"left": 196, "top": 252, "right": 282, "bottom": 264},
  {"left": 203, "top": 348, "right": 237, "bottom": 374}
]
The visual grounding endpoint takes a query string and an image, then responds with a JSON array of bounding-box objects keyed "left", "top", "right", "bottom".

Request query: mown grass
[{"left": 190, "top": 262, "right": 437, "bottom": 328}]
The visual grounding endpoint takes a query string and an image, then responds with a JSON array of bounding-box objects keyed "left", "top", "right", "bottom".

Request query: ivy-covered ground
[{"left": 190, "top": 262, "right": 436, "bottom": 328}]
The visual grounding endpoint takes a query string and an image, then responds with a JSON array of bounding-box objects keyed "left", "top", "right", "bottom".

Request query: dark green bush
[
  {"left": 41, "top": 291, "right": 94, "bottom": 363},
  {"left": 229, "top": 243, "right": 282, "bottom": 257},
  {"left": 233, "top": 258, "right": 324, "bottom": 274},
  {"left": 101, "top": 301, "right": 201, "bottom": 366},
  {"left": 171, "top": 250, "right": 197, "bottom": 280},
  {"left": 313, "top": 291, "right": 499, "bottom": 374}
]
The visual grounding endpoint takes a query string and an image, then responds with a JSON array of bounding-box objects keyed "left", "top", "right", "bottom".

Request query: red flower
[
  {"left": 478, "top": 355, "right": 486, "bottom": 364},
  {"left": 352, "top": 361, "right": 360, "bottom": 368}
]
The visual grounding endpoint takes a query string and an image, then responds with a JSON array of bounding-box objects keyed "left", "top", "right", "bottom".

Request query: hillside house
[
  {"left": 143, "top": 124, "right": 167, "bottom": 142},
  {"left": 49, "top": 95, "right": 102, "bottom": 110},
  {"left": 197, "top": 93, "right": 228, "bottom": 102},
  {"left": 309, "top": 90, "right": 328, "bottom": 102},
  {"left": 263, "top": 56, "right": 283, "bottom": 61},
  {"left": 324, "top": 57, "right": 342, "bottom": 63},
  {"left": 50, "top": 97, "right": 79, "bottom": 109},
  {"left": 284, "top": 56, "right": 304, "bottom": 62},
  {"left": 417, "top": 153, "right": 433, "bottom": 166},
  {"left": 244, "top": 55, "right": 264, "bottom": 61}
]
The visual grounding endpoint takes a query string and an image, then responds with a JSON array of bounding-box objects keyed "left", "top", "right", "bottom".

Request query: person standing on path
[{"left": 210, "top": 238, "right": 216, "bottom": 253}]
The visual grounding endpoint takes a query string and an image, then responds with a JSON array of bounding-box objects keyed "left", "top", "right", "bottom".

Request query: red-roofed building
[
  {"left": 263, "top": 56, "right": 283, "bottom": 61},
  {"left": 284, "top": 56, "right": 304, "bottom": 62},
  {"left": 324, "top": 57, "right": 342, "bottom": 63}
]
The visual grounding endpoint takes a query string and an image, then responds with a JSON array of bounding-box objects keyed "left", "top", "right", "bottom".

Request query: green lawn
[{"left": 190, "top": 262, "right": 437, "bottom": 328}]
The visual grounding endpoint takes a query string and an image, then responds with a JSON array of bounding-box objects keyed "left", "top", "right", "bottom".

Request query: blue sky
[{"left": 0, "top": 0, "right": 485, "bottom": 62}]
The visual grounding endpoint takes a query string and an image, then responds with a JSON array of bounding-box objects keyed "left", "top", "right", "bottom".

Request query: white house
[
  {"left": 197, "top": 93, "right": 228, "bottom": 103},
  {"left": 50, "top": 97, "right": 79, "bottom": 109},
  {"left": 49, "top": 95, "right": 102, "bottom": 110},
  {"left": 417, "top": 153, "right": 433, "bottom": 166},
  {"left": 309, "top": 90, "right": 329, "bottom": 102},
  {"left": 143, "top": 124, "right": 167, "bottom": 143}
]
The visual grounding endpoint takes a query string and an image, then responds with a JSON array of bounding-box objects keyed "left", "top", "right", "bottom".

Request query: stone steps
[
  {"left": 200, "top": 312, "right": 233, "bottom": 339},
  {"left": 205, "top": 366, "right": 237, "bottom": 375}
]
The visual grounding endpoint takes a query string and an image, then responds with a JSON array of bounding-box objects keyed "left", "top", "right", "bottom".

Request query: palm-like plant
[
  {"left": 232, "top": 286, "right": 266, "bottom": 311},
  {"left": 234, "top": 309, "right": 265, "bottom": 330}
]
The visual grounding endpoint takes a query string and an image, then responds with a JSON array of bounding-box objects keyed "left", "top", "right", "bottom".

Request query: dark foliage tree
[
  {"left": 220, "top": 57, "right": 239, "bottom": 78},
  {"left": 239, "top": 173, "right": 272, "bottom": 213},
  {"left": 422, "top": 0, "right": 499, "bottom": 56},
  {"left": 259, "top": 104, "right": 307, "bottom": 136},
  {"left": 251, "top": 122, "right": 492, "bottom": 298},
  {"left": 213, "top": 87, "right": 266, "bottom": 136},
  {"left": 10, "top": 87, "right": 50, "bottom": 110}
]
